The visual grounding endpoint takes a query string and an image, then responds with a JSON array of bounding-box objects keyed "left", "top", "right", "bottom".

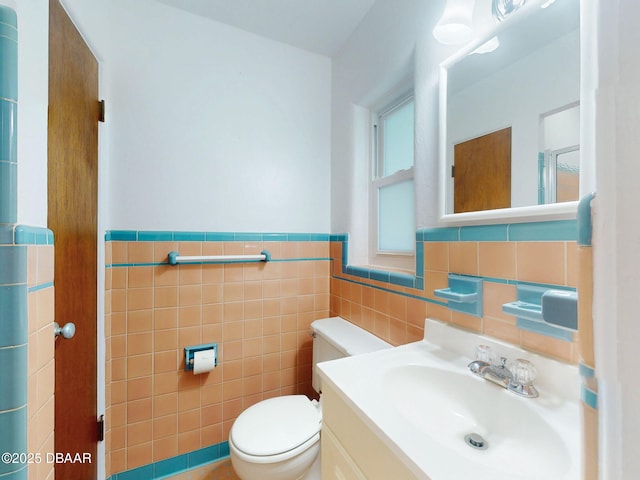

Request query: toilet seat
[{"left": 230, "top": 395, "right": 321, "bottom": 461}]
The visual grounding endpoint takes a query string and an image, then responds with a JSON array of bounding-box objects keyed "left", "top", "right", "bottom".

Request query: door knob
[{"left": 54, "top": 322, "right": 76, "bottom": 339}]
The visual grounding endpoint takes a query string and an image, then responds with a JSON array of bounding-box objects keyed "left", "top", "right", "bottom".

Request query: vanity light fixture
[
  {"left": 492, "top": 0, "right": 527, "bottom": 22},
  {"left": 432, "top": 0, "right": 476, "bottom": 45}
]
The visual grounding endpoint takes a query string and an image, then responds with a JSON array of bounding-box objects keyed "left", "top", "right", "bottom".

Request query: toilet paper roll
[{"left": 192, "top": 349, "right": 216, "bottom": 375}]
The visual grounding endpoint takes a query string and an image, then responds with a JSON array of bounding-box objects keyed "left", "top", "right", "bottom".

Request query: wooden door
[
  {"left": 48, "top": 0, "right": 99, "bottom": 478},
  {"left": 453, "top": 127, "right": 512, "bottom": 213}
]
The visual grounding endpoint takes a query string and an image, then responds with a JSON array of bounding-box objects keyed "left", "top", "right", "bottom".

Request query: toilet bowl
[
  {"left": 229, "top": 396, "right": 322, "bottom": 480},
  {"left": 229, "top": 317, "right": 392, "bottom": 480}
]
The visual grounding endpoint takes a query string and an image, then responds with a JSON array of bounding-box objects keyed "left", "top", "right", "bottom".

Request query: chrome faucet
[{"left": 468, "top": 353, "right": 539, "bottom": 398}]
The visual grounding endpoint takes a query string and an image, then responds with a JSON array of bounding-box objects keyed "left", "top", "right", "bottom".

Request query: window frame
[{"left": 369, "top": 92, "right": 416, "bottom": 270}]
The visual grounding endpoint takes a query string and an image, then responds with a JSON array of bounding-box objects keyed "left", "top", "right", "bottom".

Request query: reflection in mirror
[
  {"left": 441, "top": 0, "right": 580, "bottom": 220},
  {"left": 539, "top": 103, "right": 580, "bottom": 204}
]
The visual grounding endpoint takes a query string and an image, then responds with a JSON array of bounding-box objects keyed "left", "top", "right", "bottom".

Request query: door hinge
[
  {"left": 98, "top": 100, "right": 105, "bottom": 123},
  {"left": 97, "top": 415, "right": 105, "bottom": 442},
  {"left": 451, "top": 165, "right": 455, "bottom": 177}
]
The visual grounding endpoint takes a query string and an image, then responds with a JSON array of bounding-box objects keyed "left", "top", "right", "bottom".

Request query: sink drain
[{"left": 464, "top": 433, "right": 488, "bottom": 450}]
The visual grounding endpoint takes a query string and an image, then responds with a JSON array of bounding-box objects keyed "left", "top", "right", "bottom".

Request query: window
[{"left": 371, "top": 94, "right": 415, "bottom": 266}]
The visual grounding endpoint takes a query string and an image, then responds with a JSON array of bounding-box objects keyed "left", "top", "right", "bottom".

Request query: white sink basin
[
  {"left": 384, "top": 365, "right": 571, "bottom": 478},
  {"left": 318, "top": 319, "right": 580, "bottom": 480}
]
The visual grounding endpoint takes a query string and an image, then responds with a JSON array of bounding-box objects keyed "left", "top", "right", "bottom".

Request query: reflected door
[{"left": 453, "top": 127, "right": 512, "bottom": 213}]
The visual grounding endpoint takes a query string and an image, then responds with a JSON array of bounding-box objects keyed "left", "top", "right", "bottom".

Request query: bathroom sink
[
  {"left": 318, "top": 319, "right": 580, "bottom": 480},
  {"left": 384, "top": 365, "right": 571, "bottom": 478}
]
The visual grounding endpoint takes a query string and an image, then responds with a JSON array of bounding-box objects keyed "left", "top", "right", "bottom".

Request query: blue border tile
[
  {"left": 14, "top": 226, "right": 54, "bottom": 245},
  {"left": 579, "top": 362, "right": 595, "bottom": 379},
  {"left": 137, "top": 231, "right": 173, "bottom": 242},
  {"left": 108, "top": 230, "right": 137, "bottom": 241},
  {"left": 205, "top": 232, "right": 235, "bottom": 242},
  {"left": 0, "top": 284, "right": 27, "bottom": 347},
  {"left": 508, "top": 220, "right": 577, "bottom": 241},
  {"left": 0, "top": 344, "right": 26, "bottom": 410},
  {"left": 581, "top": 385, "right": 598, "bottom": 410},
  {"left": 460, "top": 224, "right": 509, "bottom": 241},
  {"left": 110, "top": 441, "right": 230, "bottom": 480},
  {"left": 577, "top": 193, "right": 596, "bottom": 246},
  {"left": 0, "top": 406, "right": 27, "bottom": 477},
  {"left": 421, "top": 227, "right": 459, "bottom": 242},
  {"left": 516, "top": 317, "right": 575, "bottom": 342},
  {"left": 0, "top": 245, "right": 26, "bottom": 284}
]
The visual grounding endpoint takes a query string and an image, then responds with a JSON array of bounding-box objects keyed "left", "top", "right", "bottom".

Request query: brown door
[
  {"left": 48, "top": 0, "right": 99, "bottom": 478},
  {"left": 453, "top": 127, "right": 512, "bottom": 213}
]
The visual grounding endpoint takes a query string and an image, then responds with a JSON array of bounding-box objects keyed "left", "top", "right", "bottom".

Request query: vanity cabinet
[{"left": 321, "top": 382, "right": 422, "bottom": 480}]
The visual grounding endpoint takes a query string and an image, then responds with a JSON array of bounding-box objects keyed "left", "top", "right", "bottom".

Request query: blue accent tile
[
  {"left": 330, "top": 233, "right": 348, "bottom": 242},
  {"left": 370, "top": 270, "right": 390, "bottom": 283},
  {"left": 262, "top": 233, "right": 287, "bottom": 242},
  {"left": 205, "top": 232, "right": 235, "bottom": 241},
  {"left": 581, "top": 385, "right": 598, "bottom": 410},
  {"left": 344, "top": 265, "right": 369, "bottom": 278},
  {"left": 0, "top": 160, "right": 17, "bottom": 224},
  {"left": 414, "top": 277, "right": 424, "bottom": 290},
  {"left": 516, "top": 318, "right": 575, "bottom": 342},
  {"left": 234, "top": 232, "right": 262, "bottom": 241},
  {"left": 508, "top": 220, "right": 577, "bottom": 241},
  {"left": 116, "top": 464, "right": 154, "bottom": 480},
  {"left": 13, "top": 226, "right": 51, "bottom": 245},
  {"left": 173, "top": 231, "right": 205, "bottom": 241},
  {"left": 389, "top": 272, "right": 415, "bottom": 288},
  {"left": 0, "top": 6, "right": 17, "bottom": 31},
  {"left": 309, "top": 233, "right": 330, "bottom": 241},
  {"left": 0, "top": 344, "right": 26, "bottom": 410},
  {"left": 459, "top": 224, "right": 509, "bottom": 241},
  {"left": 577, "top": 193, "right": 596, "bottom": 246},
  {"left": 0, "top": 225, "right": 14, "bottom": 244},
  {"left": 0, "top": 246, "right": 26, "bottom": 284},
  {"left": 1, "top": 466, "right": 27, "bottom": 480},
  {"left": 422, "top": 227, "right": 459, "bottom": 242},
  {"left": 288, "top": 233, "right": 311, "bottom": 241},
  {"left": 0, "top": 37, "right": 18, "bottom": 102},
  {"left": 0, "top": 406, "right": 27, "bottom": 476},
  {"left": 0, "top": 22, "right": 18, "bottom": 43},
  {"left": 0, "top": 285, "right": 27, "bottom": 347},
  {"left": 137, "top": 231, "right": 173, "bottom": 242},
  {"left": 579, "top": 362, "right": 595, "bottom": 379},
  {"left": 0, "top": 100, "right": 17, "bottom": 161},
  {"left": 108, "top": 230, "right": 137, "bottom": 241},
  {"left": 219, "top": 441, "right": 230, "bottom": 457},
  {"left": 415, "top": 242, "right": 424, "bottom": 277},
  {"left": 188, "top": 444, "right": 219, "bottom": 468},
  {"left": 153, "top": 453, "right": 188, "bottom": 477}
]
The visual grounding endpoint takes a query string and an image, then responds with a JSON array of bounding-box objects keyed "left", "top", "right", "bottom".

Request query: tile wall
[
  {"left": 330, "top": 221, "right": 580, "bottom": 362},
  {"left": 104, "top": 232, "right": 331, "bottom": 477},
  {"left": 27, "top": 243, "right": 56, "bottom": 480}
]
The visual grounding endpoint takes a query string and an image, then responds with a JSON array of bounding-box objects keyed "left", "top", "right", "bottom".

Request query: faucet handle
[
  {"left": 475, "top": 345, "right": 496, "bottom": 364},
  {"left": 510, "top": 358, "right": 536, "bottom": 385}
]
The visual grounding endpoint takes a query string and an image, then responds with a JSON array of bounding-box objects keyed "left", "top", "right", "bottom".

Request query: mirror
[{"left": 439, "top": 0, "right": 580, "bottom": 224}]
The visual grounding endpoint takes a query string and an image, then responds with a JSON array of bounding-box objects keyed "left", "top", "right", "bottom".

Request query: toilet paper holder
[{"left": 184, "top": 343, "right": 218, "bottom": 372}]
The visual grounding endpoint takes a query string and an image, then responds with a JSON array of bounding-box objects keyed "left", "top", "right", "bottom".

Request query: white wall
[
  {"left": 64, "top": 0, "right": 331, "bottom": 233},
  {"left": 15, "top": 0, "right": 49, "bottom": 227},
  {"left": 331, "top": 0, "right": 461, "bottom": 266},
  {"left": 590, "top": 0, "right": 640, "bottom": 478}
]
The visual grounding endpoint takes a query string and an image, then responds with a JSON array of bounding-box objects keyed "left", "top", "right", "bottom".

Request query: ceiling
[{"left": 154, "top": 0, "right": 377, "bottom": 57}]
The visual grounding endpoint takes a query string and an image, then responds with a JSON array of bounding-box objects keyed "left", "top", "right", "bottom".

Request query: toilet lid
[{"left": 230, "top": 395, "right": 321, "bottom": 457}]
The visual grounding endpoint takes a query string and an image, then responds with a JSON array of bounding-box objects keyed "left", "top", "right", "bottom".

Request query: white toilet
[{"left": 229, "top": 316, "right": 392, "bottom": 480}]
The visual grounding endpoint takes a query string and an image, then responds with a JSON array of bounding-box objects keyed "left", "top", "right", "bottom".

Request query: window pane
[
  {"left": 378, "top": 180, "right": 414, "bottom": 252},
  {"left": 383, "top": 100, "right": 414, "bottom": 176}
]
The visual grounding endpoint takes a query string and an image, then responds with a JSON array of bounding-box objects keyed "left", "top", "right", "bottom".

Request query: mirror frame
[{"left": 438, "top": 0, "right": 580, "bottom": 226}]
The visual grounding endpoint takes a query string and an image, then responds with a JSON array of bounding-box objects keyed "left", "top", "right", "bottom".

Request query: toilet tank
[{"left": 311, "top": 317, "right": 392, "bottom": 393}]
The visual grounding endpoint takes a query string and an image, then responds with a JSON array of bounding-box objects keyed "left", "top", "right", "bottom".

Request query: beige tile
[
  {"left": 516, "top": 242, "right": 565, "bottom": 286},
  {"left": 483, "top": 282, "right": 516, "bottom": 321},
  {"left": 449, "top": 242, "right": 478, "bottom": 275},
  {"left": 479, "top": 242, "right": 516, "bottom": 279},
  {"left": 424, "top": 242, "right": 449, "bottom": 272}
]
